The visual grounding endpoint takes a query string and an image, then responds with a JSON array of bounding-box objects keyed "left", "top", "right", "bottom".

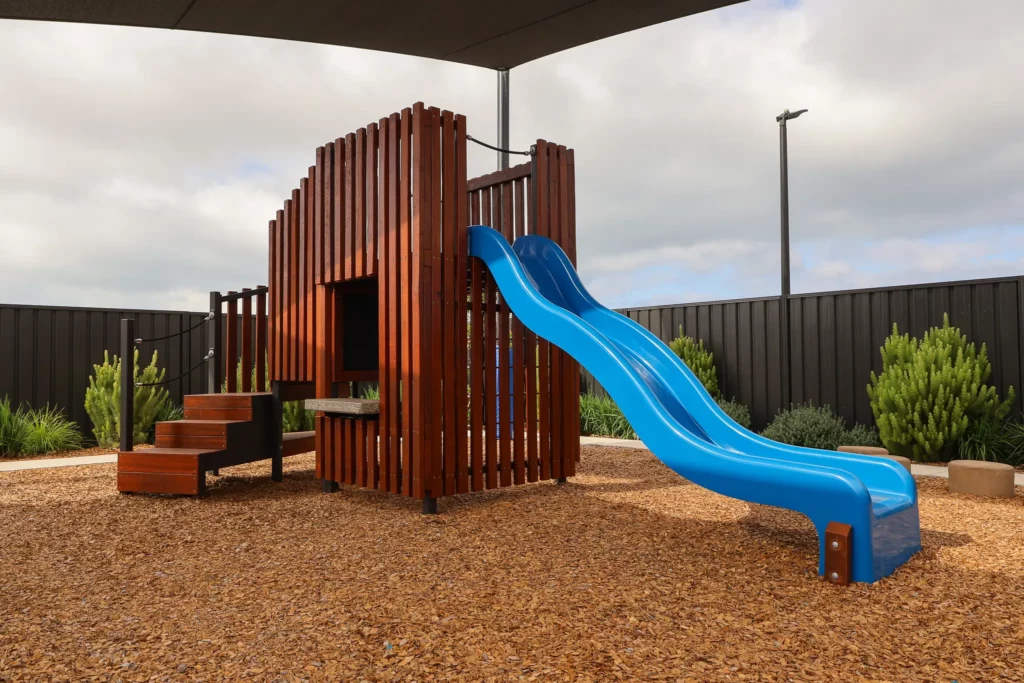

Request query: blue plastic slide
[{"left": 468, "top": 225, "right": 921, "bottom": 583}]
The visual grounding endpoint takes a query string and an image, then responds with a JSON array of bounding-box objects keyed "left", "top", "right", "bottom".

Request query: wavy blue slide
[{"left": 468, "top": 225, "right": 921, "bottom": 583}]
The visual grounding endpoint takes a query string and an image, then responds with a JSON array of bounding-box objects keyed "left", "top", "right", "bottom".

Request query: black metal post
[
  {"left": 270, "top": 380, "right": 283, "bottom": 482},
  {"left": 778, "top": 118, "right": 791, "bottom": 411},
  {"left": 497, "top": 68, "right": 510, "bottom": 171},
  {"left": 422, "top": 495, "right": 438, "bottom": 515},
  {"left": 119, "top": 318, "right": 134, "bottom": 453},
  {"left": 208, "top": 291, "right": 222, "bottom": 394},
  {"left": 776, "top": 108, "right": 805, "bottom": 411}
]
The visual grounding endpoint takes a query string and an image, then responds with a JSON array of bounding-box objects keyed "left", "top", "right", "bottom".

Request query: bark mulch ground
[{"left": 1, "top": 445, "right": 1022, "bottom": 682}]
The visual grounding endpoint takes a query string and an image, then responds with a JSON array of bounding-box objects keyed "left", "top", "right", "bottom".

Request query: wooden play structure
[{"left": 118, "top": 103, "right": 579, "bottom": 507}]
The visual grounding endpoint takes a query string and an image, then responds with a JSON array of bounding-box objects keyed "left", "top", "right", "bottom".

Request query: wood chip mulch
[{"left": 1, "top": 445, "right": 1022, "bottom": 682}]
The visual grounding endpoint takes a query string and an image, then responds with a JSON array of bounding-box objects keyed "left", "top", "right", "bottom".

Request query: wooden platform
[{"left": 118, "top": 393, "right": 312, "bottom": 497}]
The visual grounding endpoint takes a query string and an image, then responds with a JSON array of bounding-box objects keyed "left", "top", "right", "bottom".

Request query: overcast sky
[{"left": 1, "top": 0, "right": 1022, "bottom": 312}]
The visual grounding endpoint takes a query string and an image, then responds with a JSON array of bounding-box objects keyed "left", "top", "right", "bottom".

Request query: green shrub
[
  {"left": 579, "top": 393, "right": 637, "bottom": 440},
  {"left": 955, "top": 416, "right": 1024, "bottom": 466},
  {"left": 668, "top": 328, "right": 719, "bottom": 398},
  {"left": 0, "top": 398, "right": 83, "bottom": 457},
  {"left": 837, "top": 423, "right": 883, "bottom": 449},
  {"left": 0, "top": 397, "right": 30, "bottom": 455},
  {"left": 19, "top": 406, "right": 83, "bottom": 455},
  {"left": 867, "top": 314, "right": 1014, "bottom": 462},
  {"left": 283, "top": 400, "right": 314, "bottom": 433},
  {"left": 361, "top": 384, "right": 380, "bottom": 400},
  {"left": 998, "top": 421, "right": 1024, "bottom": 468},
  {"left": 84, "top": 350, "right": 169, "bottom": 447},
  {"left": 717, "top": 398, "right": 752, "bottom": 430},
  {"left": 762, "top": 403, "right": 848, "bottom": 450}
]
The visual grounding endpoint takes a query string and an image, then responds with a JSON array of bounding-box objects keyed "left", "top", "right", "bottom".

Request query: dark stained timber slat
[{"left": 454, "top": 113, "right": 470, "bottom": 494}]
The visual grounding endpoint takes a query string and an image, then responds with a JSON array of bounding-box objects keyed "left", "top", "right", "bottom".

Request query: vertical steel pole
[
  {"left": 119, "top": 318, "right": 134, "bottom": 453},
  {"left": 497, "top": 68, "right": 510, "bottom": 170},
  {"left": 778, "top": 117, "right": 792, "bottom": 410}
]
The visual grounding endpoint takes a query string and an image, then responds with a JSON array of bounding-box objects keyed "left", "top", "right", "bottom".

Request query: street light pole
[
  {"left": 497, "top": 68, "right": 510, "bottom": 170},
  {"left": 776, "top": 108, "right": 806, "bottom": 411}
]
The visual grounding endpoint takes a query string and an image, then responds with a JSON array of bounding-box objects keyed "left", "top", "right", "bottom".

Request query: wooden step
[
  {"left": 183, "top": 393, "right": 271, "bottom": 421},
  {"left": 118, "top": 448, "right": 222, "bottom": 496},
  {"left": 283, "top": 430, "right": 315, "bottom": 457},
  {"left": 154, "top": 419, "right": 248, "bottom": 450}
]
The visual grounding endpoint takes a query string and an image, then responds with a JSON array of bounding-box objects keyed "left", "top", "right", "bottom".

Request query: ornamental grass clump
[
  {"left": 867, "top": 314, "right": 1014, "bottom": 462},
  {"left": 668, "top": 328, "right": 719, "bottom": 398},
  {"left": 0, "top": 397, "right": 83, "bottom": 457}
]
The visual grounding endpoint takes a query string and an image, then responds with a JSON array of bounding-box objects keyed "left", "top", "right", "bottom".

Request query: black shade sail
[{"left": 0, "top": 0, "right": 743, "bottom": 69}]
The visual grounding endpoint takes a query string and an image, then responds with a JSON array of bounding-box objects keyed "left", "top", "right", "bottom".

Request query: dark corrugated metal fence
[
  {"left": 581, "top": 275, "right": 1024, "bottom": 431},
  {"left": 0, "top": 303, "right": 259, "bottom": 439}
]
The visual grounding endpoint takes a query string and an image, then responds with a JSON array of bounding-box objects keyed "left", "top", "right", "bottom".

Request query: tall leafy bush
[
  {"left": 84, "top": 350, "right": 169, "bottom": 447},
  {"left": 867, "top": 315, "right": 1014, "bottom": 461},
  {"left": 668, "top": 328, "right": 719, "bottom": 398}
]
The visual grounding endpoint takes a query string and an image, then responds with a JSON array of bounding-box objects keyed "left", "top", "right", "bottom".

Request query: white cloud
[{"left": 0, "top": 0, "right": 1023, "bottom": 311}]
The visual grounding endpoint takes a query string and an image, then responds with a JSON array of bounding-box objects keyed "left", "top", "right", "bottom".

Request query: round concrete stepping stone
[
  {"left": 948, "top": 460, "right": 1015, "bottom": 498},
  {"left": 836, "top": 445, "right": 912, "bottom": 473}
]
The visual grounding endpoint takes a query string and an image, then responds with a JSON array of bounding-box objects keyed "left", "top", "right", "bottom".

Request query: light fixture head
[{"left": 777, "top": 108, "right": 809, "bottom": 122}]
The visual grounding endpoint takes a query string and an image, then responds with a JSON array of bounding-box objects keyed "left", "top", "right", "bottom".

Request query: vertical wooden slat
[
  {"left": 355, "top": 418, "right": 365, "bottom": 487},
  {"left": 333, "top": 416, "right": 343, "bottom": 486},
  {"left": 400, "top": 107, "right": 414, "bottom": 497},
  {"left": 423, "top": 108, "right": 444, "bottom": 501},
  {"left": 498, "top": 181, "right": 513, "bottom": 487},
  {"left": 565, "top": 148, "right": 580, "bottom": 465},
  {"left": 367, "top": 419, "right": 379, "bottom": 490},
  {"left": 290, "top": 189, "right": 301, "bottom": 381},
  {"left": 469, "top": 191, "right": 484, "bottom": 492},
  {"left": 256, "top": 289, "right": 266, "bottom": 391},
  {"left": 333, "top": 138, "right": 345, "bottom": 284},
  {"left": 512, "top": 177, "right": 526, "bottom": 485},
  {"left": 534, "top": 140, "right": 552, "bottom": 479},
  {"left": 306, "top": 168, "right": 316, "bottom": 381},
  {"left": 387, "top": 112, "right": 401, "bottom": 495},
  {"left": 436, "top": 108, "right": 454, "bottom": 497},
  {"left": 345, "top": 132, "right": 356, "bottom": 281},
  {"left": 269, "top": 219, "right": 278, "bottom": 380},
  {"left": 324, "top": 142, "right": 336, "bottom": 284},
  {"left": 355, "top": 128, "right": 366, "bottom": 279},
  {"left": 298, "top": 178, "right": 308, "bottom": 380},
  {"left": 548, "top": 144, "right": 564, "bottom": 480},
  {"left": 315, "top": 414, "right": 324, "bottom": 479},
  {"left": 454, "top": 113, "right": 470, "bottom": 495},
  {"left": 482, "top": 188, "right": 498, "bottom": 489},
  {"left": 241, "top": 289, "right": 253, "bottom": 392},
  {"left": 411, "top": 103, "right": 431, "bottom": 500},
  {"left": 366, "top": 124, "right": 379, "bottom": 277},
  {"left": 315, "top": 147, "right": 325, "bottom": 286},
  {"left": 316, "top": 285, "right": 332, "bottom": 399},
  {"left": 225, "top": 292, "right": 237, "bottom": 392},
  {"left": 377, "top": 118, "right": 392, "bottom": 491},
  {"left": 282, "top": 200, "right": 292, "bottom": 381},
  {"left": 556, "top": 146, "right": 577, "bottom": 475}
]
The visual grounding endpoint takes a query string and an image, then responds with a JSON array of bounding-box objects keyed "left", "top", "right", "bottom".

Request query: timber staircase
[{"left": 117, "top": 393, "right": 315, "bottom": 497}]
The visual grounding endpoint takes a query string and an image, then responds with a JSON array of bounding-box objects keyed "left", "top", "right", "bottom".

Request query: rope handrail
[
  {"left": 467, "top": 134, "right": 533, "bottom": 157},
  {"left": 135, "top": 350, "right": 213, "bottom": 387},
  {"left": 135, "top": 313, "right": 213, "bottom": 344}
]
